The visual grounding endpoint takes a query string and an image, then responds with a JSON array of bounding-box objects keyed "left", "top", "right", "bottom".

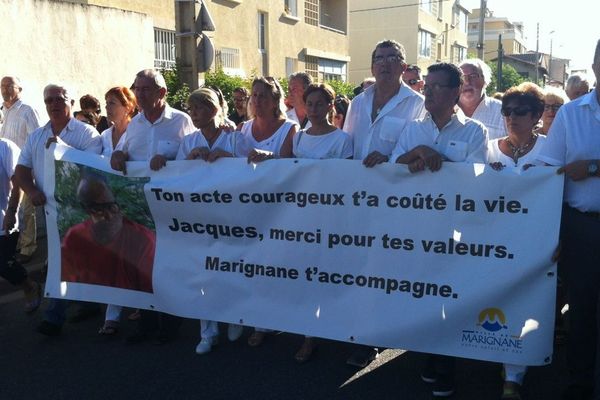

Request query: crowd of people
[{"left": 1, "top": 37, "right": 600, "bottom": 400}]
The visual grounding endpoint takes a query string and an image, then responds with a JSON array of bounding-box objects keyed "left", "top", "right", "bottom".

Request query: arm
[
  {"left": 3, "top": 176, "right": 21, "bottom": 233},
  {"left": 14, "top": 165, "right": 45, "bottom": 206},
  {"left": 278, "top": 123, "right": 297, "bottom": 159},
  {"left": 395, "top": 145, "right": 443, "bottom": 172},
  {"left": 110, "top": 150, "right": 129, "bottom": 174}
]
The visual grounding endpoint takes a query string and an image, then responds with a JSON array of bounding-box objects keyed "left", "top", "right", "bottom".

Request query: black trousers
[
  {"left": 560, "top": 205, "right": 600, "bottom": 395},
  {"left": 0, "top": 232, "right": 28, "bottom": 285}
]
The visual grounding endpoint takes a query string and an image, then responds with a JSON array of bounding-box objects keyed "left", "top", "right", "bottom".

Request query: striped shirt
[{"left": 0, "top": 100, "right": 43, "bottom": 148}]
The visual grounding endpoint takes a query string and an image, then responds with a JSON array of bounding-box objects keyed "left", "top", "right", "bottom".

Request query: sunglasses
[
  {"left": 407, "top": 79, "right": 420, "bottom": 85},
  {"left": 501, "top": 107, "right": 532, "bottom": 117}
]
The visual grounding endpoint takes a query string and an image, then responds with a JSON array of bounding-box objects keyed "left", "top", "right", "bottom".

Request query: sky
[{"left": 460, "top": 0, "right": 599, "bottom": 73}]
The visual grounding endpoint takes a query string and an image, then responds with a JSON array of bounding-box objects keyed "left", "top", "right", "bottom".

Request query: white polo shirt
[
  {"left": 345, "top": 83, "right": 425, "bottom": 160},
  {"left": 391, "top": 109, "right": 488, "bottom": 164},
  {"left": 0, "top": 138, "right": 20, "bottom": 235},
  {"left": 18, "top": 118, "right": 101, "bottom": 191},
  {"left": 0, "top": 100, "right": 44, "bottom": 148},
  {"left": 123, "top": 105, "right": 195, "bottom": 161},
  {"left": 469, "top": 95, "right": 507, "bottom": 140},
  {"left": 537, "top": 90, "right": 600, "bottom": 212}
]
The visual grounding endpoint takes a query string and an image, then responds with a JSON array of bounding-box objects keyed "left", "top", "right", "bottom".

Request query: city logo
[
  {"left": 477, "top": 307, "right": 508, "bottom": 332},
  {"left": 460, "top": 307, "right": 522, "bottom": 354}
]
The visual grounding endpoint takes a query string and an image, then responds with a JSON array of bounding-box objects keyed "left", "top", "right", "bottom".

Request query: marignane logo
[{"left": 460, "top": 307, "right": 523, "bottom": 353}]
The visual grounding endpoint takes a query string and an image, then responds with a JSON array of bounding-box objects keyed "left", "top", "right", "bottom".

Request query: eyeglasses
[
  {"left": 44, "top": 96, "right": 69, "bottom": 105},
  {"left": 543, "top": 104, "right": 562, "bottom": 112},
  {"left": 501, "top": 107, "right": 532, "bottom": 117},
  {"left": 464, "top": 72, "right": 482, "bottom": 81},
  {"left": 407, "top": 79, "right": 420, "bottom": 85},
  {"left": 423, "top": 83, "right": 453, "bottom": 92},
  {"left": 81, "top": 201, "right": 119, "bottom": 214},
  {"left": 373, "top": 55, "right": 403, "bottom": 65}
]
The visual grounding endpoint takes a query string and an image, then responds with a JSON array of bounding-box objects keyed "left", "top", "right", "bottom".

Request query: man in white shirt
[
  {"left": 537, "top": 39, "right": 600, "bottom": 400},
  {"left": 111, "top": 69, "right": 194, "bottom": 345},
  {"left": 394, "top": 62, "right": 487, "bottom": 398},
  {"left": 458, "top": 59, "right": 507, "bottom": 140},
  {"left": 15, "top": 83, "right": 102, "bottom": 336},
  {"left": 344, "top": 39, "right": 425, "bottom": 166},
  {"left": 285, "top": 72, "right": 312, "bottom": 129},
  {"left": 1, "top": 76, "right": 43, "bottom": 264},
  {"left": 111, "top": 69, "right": 194, "bottom": 174}
]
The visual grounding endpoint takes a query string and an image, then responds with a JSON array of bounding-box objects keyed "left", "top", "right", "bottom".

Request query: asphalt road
[{"left": 0, "top": 243, "right": 569, "bottom": 400}]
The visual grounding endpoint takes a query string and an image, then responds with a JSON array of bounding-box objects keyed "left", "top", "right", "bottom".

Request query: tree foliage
[
  {"left": 163, "top": 62, "right": 191, "bottom": 111},
  {"left": 487, "top": 62, "right": 525, "bottom": 95}
]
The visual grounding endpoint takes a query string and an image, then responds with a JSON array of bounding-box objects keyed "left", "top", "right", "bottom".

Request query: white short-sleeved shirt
[
  {"left": 235, "top": 119, "right": 297, "bottom": 157},
  {"left": 537, "top": 91, "right": 600, "bottom": 212},
  {"left": 344, "top": 83, "right": 425, "bottom": 160},
  {"left": 100, "top": 126, "right": 127, "bottom": 157},
  {"left": 0, "top": 138, "right": 20, "bottom": 235},
  {"left": 391, "top": 110, "right": 488, "bottom": 164},
  {"left": 487, "top": 135, "right": 546, "bottom": 167},
  {"left": 176, "top": 129, "right": 237, "bottom": 160},
  {"left": 0, "top": 100, "right": 44, "bottom": 149},
  {"left": 286, "top": 108, "right": 312, "bottom": 130},
  {"left": 468, "top": 95, "right": 507, "bottom": 141},
  {"left": 292, "top": 128, "right": 353, "bottom": 159},
  {"left": 122, "top": 105, "right": 195, "bottom": 161},
  {"left": 18, "top": 118, "right": 102, "bottom": 192}
]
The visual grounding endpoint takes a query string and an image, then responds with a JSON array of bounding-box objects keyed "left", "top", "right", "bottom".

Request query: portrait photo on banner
[{"left": 53, "top": 161, "right": 156, "bottom": 293}]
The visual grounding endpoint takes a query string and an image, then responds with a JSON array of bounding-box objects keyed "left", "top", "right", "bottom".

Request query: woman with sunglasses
[
  {"left": 487, "top": 82, "right": 547, "bottom": 400},
  {"left": 535, "top": 87, "right": 569, "bottom": 136}
]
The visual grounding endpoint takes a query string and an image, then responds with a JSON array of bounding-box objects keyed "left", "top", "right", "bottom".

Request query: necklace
[{"left": 504, "top": 133, "right": 537, "bottom": 163}]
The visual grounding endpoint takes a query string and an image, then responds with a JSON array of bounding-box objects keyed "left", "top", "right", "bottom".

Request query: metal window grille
[
  {"left": 304, "top": 55, "right": 319, "bottom": 81},
  {"left": 216, "top": 48, "right": 241, "bottom": 69},
  {"left": 154, "top": 28, "right": 176, "bottom": 70}
]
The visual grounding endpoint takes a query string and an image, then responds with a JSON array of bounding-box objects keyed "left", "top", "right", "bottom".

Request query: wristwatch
[{"left": 587, "top": 160, "right": 599, "bottom": 177}]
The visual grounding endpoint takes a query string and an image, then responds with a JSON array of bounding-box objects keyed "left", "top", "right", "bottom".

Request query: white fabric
[
  {"left": 345, "top": 83, "right": 425, "bottom": 160},
  {"left": 18, "top": 118, "right": 101, "bottom": 191},
  {"left": 537, "top": 90, "right": 600, "bottom": 212},
  {"left": 286, "top": 108, "right": 312, "bottom": 130},
  {"left": 100, "top": 126, "right": 127, "bottom": 157},
  {"left": 176, "top": 129, "right": 237, "bottom": 160},
  {"left": 391, "top": 110, "right": 488, "bottom": 164},
  {"left": 0, "top": 100, "right": 43, "bottom": 148},
  {"left": 292, "top": 128, "right": 353, "bottom": 159},
  {"left": 470, "top": 95, "right": 507, "bottom": 140},
  {"left": 487, "top": 135, "right": 546, "bottom": 167},
  {"left": 105, "top": 304, "right": 122, "bottom": 322},
  {"left": 122, "top": 105, "right": 195, "bottom": 161},
  {"left": 504, "top": 363, "right": 527, "bottom": 385},
  {"left": 0, "top": 138, "right": 20, "bottom": 236},
  {"left": 235, "top": 119, "right": 297, "bottom": 157}
]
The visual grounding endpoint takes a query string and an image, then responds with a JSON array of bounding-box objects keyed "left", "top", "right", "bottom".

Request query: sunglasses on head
[{"left": 501, "top": 106, "right": 532, "bottom": 117}]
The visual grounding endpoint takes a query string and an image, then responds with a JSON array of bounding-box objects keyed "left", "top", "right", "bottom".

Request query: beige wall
[
  {"left": 206, "top": 0, "right": 349, "bottom": 80},
  {"left": 0, "top": 0, "right": 154, "bottom": 113}
]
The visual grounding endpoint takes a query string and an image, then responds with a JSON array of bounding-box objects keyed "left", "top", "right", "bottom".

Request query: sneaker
[
  {"left": 432, "top": 374, "right": 454, "bottom": 397},
  {"left": 346, "top": 347, "right": 378, "bottom": 368},
  {"left": 195, "top": 336, "right": 218, "bottom": 355},
  {"left": 227, "top": 324, "right": 244, "bottom": 342},
  {"left": 501, "top": 381, "right": 522, "bottom": 399},
  {"left": 36, "top": 320, "right": 62, "bottom": 336}
]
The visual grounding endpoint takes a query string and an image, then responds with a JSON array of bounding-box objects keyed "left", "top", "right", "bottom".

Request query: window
[
  {"left": 452, "top": 45, "right": 466, "bottom": 64},
  {"left": 304, "top": 55, "right": 319, "bottom": 81},
  {"left": 154, "top": 28, "right": 176, "bottom": 70},
  {"left": 216, "top": 47, "right": 241, "bottom": 70},
  {"left": 305, "top": 0, "right": 319, "bottom": 26},
  {"left": 318, "top": 58, "right": 347, "bottom": 82},
  {"left": 285, "top": 0, "right": 297, "bottom": 17},
  {"left": 418, "top": 29, "right": 432, "bottom": 58},
  {"left": 420, "top": 0, "right": 432, "bottom": 13},
  {"left": 461, "top": 11, "right": 468, "bottom": 34},
  {"left": 286, "top": 57, "right": 298, "bottom": 77},
  {"left": 258, "top": 12, "right": 267, "bottom": 51},
  {"left": 437, "top": 0, "right": 443, "bottom": 19}
]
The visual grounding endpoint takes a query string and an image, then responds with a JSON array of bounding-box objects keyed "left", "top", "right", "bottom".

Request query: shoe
[
  {"left": 501, "top": 381, "right": 522, "bottom": 399},
  {"left": 128, "top": 309, "right": 141, "bottom": 321},
  {"left": 227, "top": 324, "right": 244, "bottom": 342},
  {"left": 24, "top": 281, "right": 42, "bottom": 314},
  {"left": 561, "top": 385, "right": 593, "bottom": 400},
  {"left": 36, "top": 320, "right": 62, "bottom": 336},
  {"left": 295, "top": 338, "right": 317, "bottom": 363},
  {"left": 69, "top": 305, "right": 101, "bottom": 323},
  {"left": 98, "top": 320, "right": 119, "bottom": 336},
  {"left": 195, "top": 336, "right": 218, "bottom": 354},
  {"left": 126, "top": 330, "right": 149, "bottom": 344},
  {"left": 248, "top": 331, "right": 267, "bottom": 347},
  {"left": 15, "top": 253, "right": 33, "bottom": 264},
  {"left": 346, "top": 347, "right": 378, "bottom": 368},
  {"left": 432, "top": 374, "right": 454, "bottom": 397}
]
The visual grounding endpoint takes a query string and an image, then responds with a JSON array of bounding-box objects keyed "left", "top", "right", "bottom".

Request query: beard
[{"left": 91, "top": 215, "right": 123, "bottom": 245}]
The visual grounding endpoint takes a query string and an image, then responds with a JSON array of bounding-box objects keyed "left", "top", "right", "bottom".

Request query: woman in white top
[
  {"left": 236, "top": 77, "right": 297, "bottom": 162},
  {"left": 97, "top": 86, "right": 138, "bottom": 336},
  {"left": 487, "top": 82, "right": 546, "bottom": 400},
  {"left": 100, "top": 87, "right": 137, "bottom": 157},
  {"left": 293, "top": 83, "right": 352, "bottom": 160}
]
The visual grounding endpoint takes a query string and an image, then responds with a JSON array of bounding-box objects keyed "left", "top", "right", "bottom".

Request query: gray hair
[
  {"left": 289, "top": 72, "right": 313, "bottom": 89},
  {"left": 459, "top": 58, "right": 492, "bottom": 89},
  {"left": 566, "top": 73, "right": 591, "bottom": 93},
  {"left": 43, "top": 83, "right": 74, "bottom": 102},
  {"left": 371, "top": 39, "right": 407, "bottom": 64},
  {"left": 136, "top": 69, "right": 167, "bottom": 90},
  {"left": 1, "top": 76, "right": 22, "bottom": 89}
]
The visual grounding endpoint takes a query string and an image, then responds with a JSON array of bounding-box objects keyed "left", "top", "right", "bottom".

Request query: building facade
[
  {"left": 348, "top": 0, "right": 469, "bottom": 85},
  {"left": 467, "top": 8, "right": 527, "bottom": 62}
]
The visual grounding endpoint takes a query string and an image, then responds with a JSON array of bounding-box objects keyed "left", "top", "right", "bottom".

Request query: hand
[
  {"left": 557, "top": 160, "right": 595, "bottom": 181},
  {"left": 522, "top": 163, "right": 535, "bottom": 171},
  {"left": 2, "top": 210, "right": 16, "bottom": 233},
  {"left": 489, "top": 162, "right": 505, "bottom": 171},
  {"left": 45, "top": 136, "right": 58, "bottom": 149},
  {"left": 362, "top": 151, "right": 389, "bottom": 168},
  {"left": 415, "top": 146, "right": 443, "bottom": 172},
  {"left": 150, "top": 154, "right": 168, "bottom": 171},
  {"left": 110, "top": 151, "right": 128, "bottom": 175},
  {"left": 207, "top": 148, "right": 232, "bottom": 162},
  {"left": 29, "top": 188, "right": 46, "bottom": 206},
  {"left": 408, "top": 159, "right": 425, "bottom": 173},
  {"left": 247, "top": 149, "right": 274, "bottom": 164},
  {"left": 186, "top": 147, "right": 210, "bottom": 161},
  {"left": 219, "top": 121, "right": 237, "bottom": 132},
  {"left": 552, "top": 241, "right": 561, "bottom": 263}
]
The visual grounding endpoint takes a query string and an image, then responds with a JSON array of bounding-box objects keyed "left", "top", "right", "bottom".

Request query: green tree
[
  {"left": 204, "top": 68, "right": 252, "bottom": 115},
  {"left": 162, "top": 62, "right": 191, "bottom": 111},
  {"left": 487, "top": 62, "right": 525, "bottom": 95}
]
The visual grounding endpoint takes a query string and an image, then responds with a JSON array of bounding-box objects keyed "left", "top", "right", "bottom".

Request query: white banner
[{"left": 44, "top": 144, "right": 563, "bottom": 365}]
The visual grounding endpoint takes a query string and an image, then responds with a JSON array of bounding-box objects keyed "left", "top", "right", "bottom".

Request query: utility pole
[
  {"left": 477, "top": 0, "right": 487, "bottom": 60},
  {"left": 549, "top": 31, "right": 555, "bottom": 83},
  {"left": 534, "top": 23, "right": 539, "bottom": 85},
  {"left": 497, "top": 34, "right": 503, "bottom": 92}
]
